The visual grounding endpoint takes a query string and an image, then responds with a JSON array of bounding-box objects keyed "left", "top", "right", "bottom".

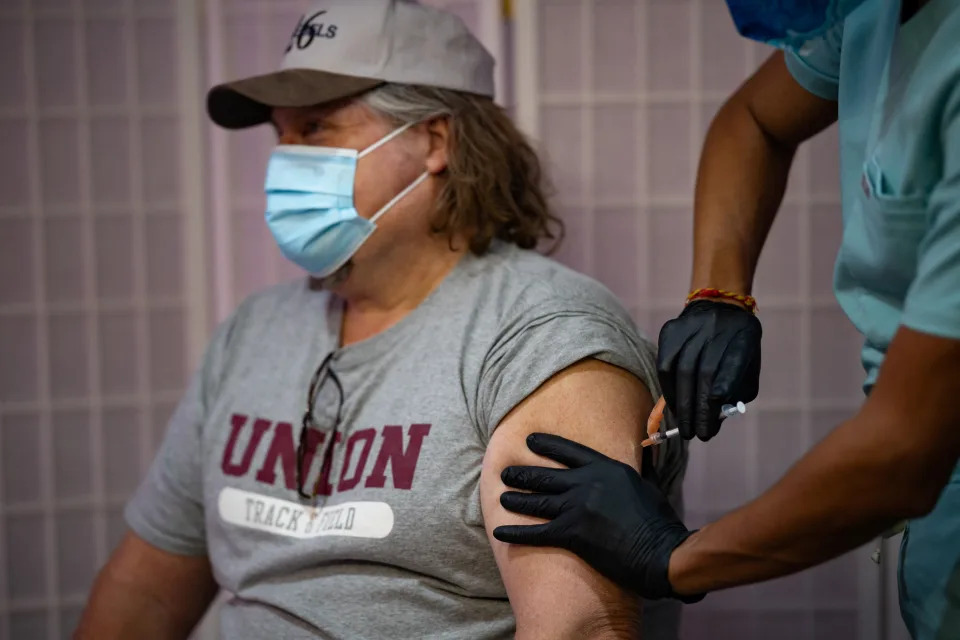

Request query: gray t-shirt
[{"left": 125, "top": 242, "right": 687, "bottom": 639}]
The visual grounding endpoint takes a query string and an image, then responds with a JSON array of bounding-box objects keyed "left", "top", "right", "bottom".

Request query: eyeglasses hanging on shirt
[{"left": 296, "top": 351, "right": 345, "bottom": 501}]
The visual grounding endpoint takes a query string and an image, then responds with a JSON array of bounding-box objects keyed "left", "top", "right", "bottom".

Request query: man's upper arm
[
  {"left": 480, "top": 359, "right": 652, "bottom": 640},
  {"left": 76, "top": 531, "right": 218, "bottom": 638}
]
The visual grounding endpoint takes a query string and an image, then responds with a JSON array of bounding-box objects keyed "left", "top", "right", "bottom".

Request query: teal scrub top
[
  {"left": 785, "top": 1, "right": 960, "bottom": 637},
  {"left": 786, "top": 0, "right": 960, "bottom": 390}
]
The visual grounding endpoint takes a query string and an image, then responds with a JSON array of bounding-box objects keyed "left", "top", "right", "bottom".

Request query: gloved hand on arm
[
  {"left": 657, "top": 299, "right": 762, "bottom": 441},
  {"left": 491, "top": 432, "right": 704, "bottom": 603}
]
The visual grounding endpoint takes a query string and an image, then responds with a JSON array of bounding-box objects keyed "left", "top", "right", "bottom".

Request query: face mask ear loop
[
  {"left": 369, "top": 172, "right": 429, "bottom": 224},
  {"left": 358, "top": 120, "right": 417, "bottom": 159}
]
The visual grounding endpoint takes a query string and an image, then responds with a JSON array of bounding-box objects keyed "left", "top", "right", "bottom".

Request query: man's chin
[{"left": 309, "top": 261, "right": 353, "bottom": 290}]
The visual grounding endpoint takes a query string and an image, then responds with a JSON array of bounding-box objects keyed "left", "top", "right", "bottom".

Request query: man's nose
[{"left": 278, "top": 132, "right": 305, "bottom": 145}]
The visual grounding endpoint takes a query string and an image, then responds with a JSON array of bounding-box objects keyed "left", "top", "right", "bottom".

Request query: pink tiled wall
[
  {"left": 0, "top": 1, "right": 903, "bottom": 639},
  {"left": 0, "top": 0, "right": 188, "bottom": 637}
]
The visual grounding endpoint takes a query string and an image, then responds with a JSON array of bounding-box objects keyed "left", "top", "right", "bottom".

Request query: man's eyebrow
[{"left": 269, "top": 108, "right": 341, "bottom": 135}]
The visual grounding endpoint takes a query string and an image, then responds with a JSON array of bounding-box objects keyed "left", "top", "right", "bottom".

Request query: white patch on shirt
[{"left": 218, "top": 487, "right": 394, "bottom": 539}]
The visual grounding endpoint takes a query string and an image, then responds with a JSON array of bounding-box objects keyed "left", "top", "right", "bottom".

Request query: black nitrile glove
[
  {"left": 657, "top": 299, "right": 762, "bottom": 441},
  {"left": 492, "top": 433, "right": 704, "bottom": 603}
]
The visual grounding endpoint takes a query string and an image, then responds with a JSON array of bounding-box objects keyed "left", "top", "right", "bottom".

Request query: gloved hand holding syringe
[{"left": 642, "top": 397, "right": 747, "bottom": 447}]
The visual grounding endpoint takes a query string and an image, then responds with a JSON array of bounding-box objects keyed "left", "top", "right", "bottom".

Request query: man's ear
[{"left": 423, "top": 116, "right": 451, "bottom": 174}]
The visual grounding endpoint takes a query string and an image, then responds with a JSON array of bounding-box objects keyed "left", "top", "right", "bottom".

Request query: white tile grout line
[
  {"left": 688, "top": 0, "right": 702, "bottom": 290},
  {"left": 579, "top": 0, "right": 595, "bottom": 276},
  {"left": 178, "top": 0, "right": 223, "bottom": 609},
  {"left": 0, "top": 7, "right": 174, "bottom": 20},
  {"left": 74, "top": 0, "right": 110, "bottom": 577},
  {"left": 0, "top": 390, "right": 184, "bottom": 417},
  {"left": 0, "top": 411, "right": 6, "bottom": 637},
  {"left": 261, "top": 1, "right": 282, "bottom": 290},
  {"left": 2, "top": 496, "right": 140, "bottom": 518},
  {"left": 0, "top": 192, "right": 845, "bottom": 221},
  {"left": 791, "top": 48, "right": 817, "bottom": 635},
  {"left": 214, "top": 192, "right": 843, "bottom": 213},
  {"left": 0, "top": 204, "right": 183, "bottom": 218},
  {"left": 0, "top": 105, "right": 181, "bottom": 120},
  {"left": 511, "top": 0, "right": 538, "bottom": 142},
  {"left": 123, "top": 0, "right": 154, "bottom": 487},
  {"left": 0, "top": 1, "right": 18, "bottom": 589},
  {"left": 175, "top": 0, "right": 211, "bottom": 369},
  {"left": 635, "top": 0, "right": 650, "bottom": 328},
  {"left": 204, "top": 0, "right": 236, "bottom": 322},
  {"left": 2, "top": 594, "right": 88, "bottom": 616},
  {"left": 537, "top": 89, "right": 738, "bottom": 106},
  {"left": 479, "top": 0, "right": 506, "bottom": 108},
  {"left": 0, "top": 92, "right": 747, "bottom": 119},
  {"left": 0, "top": 297, "right": 185, "bottom": 317},
  {"left": 22, "top": 0, "right": 61, "bottom": 636}
]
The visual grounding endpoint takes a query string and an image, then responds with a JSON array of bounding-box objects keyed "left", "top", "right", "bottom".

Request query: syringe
[{"left": 641, "top": 401, "right": 747, "bottom": 447}]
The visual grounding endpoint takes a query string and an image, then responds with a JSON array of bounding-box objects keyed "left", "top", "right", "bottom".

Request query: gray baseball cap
[{"left": 207, "top": 0, "right": 495, "bottom": 129}]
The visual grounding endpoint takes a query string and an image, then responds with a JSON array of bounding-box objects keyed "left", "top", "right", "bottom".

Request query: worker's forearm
[
  {"left": 668, "top": 414, "right": 939, "bottom": 595},
  {"left": 690, "top": 97, "right": 796, "bottom": 293},
  {"left": 75, "top": 570, "right": 207, "bottom": 640}
]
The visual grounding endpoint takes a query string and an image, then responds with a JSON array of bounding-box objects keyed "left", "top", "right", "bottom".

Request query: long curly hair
[{"left": 361, "top": 84, "right": 563, "bottom": 255}]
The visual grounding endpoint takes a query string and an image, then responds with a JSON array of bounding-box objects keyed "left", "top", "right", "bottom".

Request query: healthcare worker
[{"left": 492, "top": 0, "right": 960, "bottom": 636}]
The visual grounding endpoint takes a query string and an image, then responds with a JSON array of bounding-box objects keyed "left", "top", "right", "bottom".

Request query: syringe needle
[{"left": 642, "top": 401, "right": 748, "bottom": 447}]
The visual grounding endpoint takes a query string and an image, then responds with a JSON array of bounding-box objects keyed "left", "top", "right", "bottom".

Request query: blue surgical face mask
[
  {"left": 264, "top": 122, "right": 429, "bottom": 278},
  {"left": 724, "top": 0, "right": 866, "bottom": 50}
]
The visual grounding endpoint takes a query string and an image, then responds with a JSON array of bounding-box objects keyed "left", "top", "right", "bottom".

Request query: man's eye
[{"left": 303, "top": 121, "right": 321, "bottom": 136}]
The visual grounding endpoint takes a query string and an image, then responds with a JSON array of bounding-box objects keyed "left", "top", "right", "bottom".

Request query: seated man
[{"left": 76, "top": 1, "right": 687, "bottom": 638}]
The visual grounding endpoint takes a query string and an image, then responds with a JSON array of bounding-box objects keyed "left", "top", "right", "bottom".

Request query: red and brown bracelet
[{"left": 685, "top": 287, "right": 758, "bottom": 314}]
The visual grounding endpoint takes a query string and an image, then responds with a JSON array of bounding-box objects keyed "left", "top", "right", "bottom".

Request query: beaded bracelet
[{"left": 686, "top": 287, "right": 758, "bottom": 313}]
